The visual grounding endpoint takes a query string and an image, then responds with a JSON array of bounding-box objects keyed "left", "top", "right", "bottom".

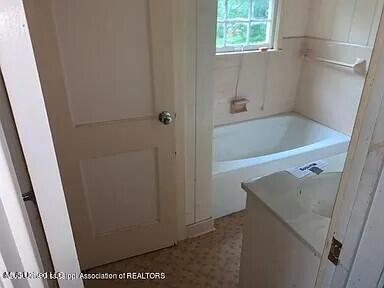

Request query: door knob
[{"left": 158, "top": 111, "right": 173, "bottom": 125}]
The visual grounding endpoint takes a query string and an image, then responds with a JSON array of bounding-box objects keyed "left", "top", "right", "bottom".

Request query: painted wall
[
  {"left": 295, "top": 0, "right": 384, "bottom": 135},
  {"left": 306, "top": 0, "right": 383, "bottom": 47},
  {"left": 214, "top": 0, "right": 384, "bottom": 135},
  {"left": 295, "top": 39, "right": 373, "bottom": 135},
  {"left": 213, "top": 0, "right": 311, "bottom": 126},
  {"left": 214, "top": 39, "right": 304, "bottom": 126}
]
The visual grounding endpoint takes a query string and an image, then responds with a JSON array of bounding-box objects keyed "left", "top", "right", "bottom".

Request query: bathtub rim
[
  {"left": 213, "top": 137, "right": 350, "bottom": 176},
  {"left": 213, "top": 112, "right": 351, "bottom": 175},
  {"left": 213, "top": 111, "right": 348, "bottom": 134}
]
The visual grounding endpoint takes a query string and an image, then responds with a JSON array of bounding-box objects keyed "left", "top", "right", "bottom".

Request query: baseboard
[{"left": 186, "top": 217, "right": 215, "bottom": 239}]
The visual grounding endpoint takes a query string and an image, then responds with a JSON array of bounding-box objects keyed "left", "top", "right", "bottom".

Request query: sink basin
[{"left": 297, "top": 172, "right": 342, "bottom": 218}]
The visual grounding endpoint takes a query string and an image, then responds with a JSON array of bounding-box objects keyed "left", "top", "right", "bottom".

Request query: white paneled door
[{"left": 27, "top": 0, "right": 178, "bottom": 269}]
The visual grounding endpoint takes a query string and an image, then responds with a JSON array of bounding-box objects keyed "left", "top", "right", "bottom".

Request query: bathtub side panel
[{"left": 212, "top": 173, "right": 247, "bottom": 218}]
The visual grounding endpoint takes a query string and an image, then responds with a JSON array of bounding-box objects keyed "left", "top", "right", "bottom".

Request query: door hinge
[
  {"left": 22, "top": 191, "right": 36, "bottom": 205},
  {"left": 328, "top": 237, "right": 343, "bottom": 266}
]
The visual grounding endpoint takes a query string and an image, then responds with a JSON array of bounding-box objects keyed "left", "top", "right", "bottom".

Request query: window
[{"left": 216, "top": 0, "right": 277, "bottom": 53}]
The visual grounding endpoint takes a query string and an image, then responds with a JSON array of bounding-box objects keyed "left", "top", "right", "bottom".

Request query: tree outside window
[{"left": 216, "top": 0, "right": 276, "bottom": 52}]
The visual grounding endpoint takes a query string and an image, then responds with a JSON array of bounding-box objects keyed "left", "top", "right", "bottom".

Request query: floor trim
[{"left": 186, "top": 217, "right": 215, "bottom": 238}]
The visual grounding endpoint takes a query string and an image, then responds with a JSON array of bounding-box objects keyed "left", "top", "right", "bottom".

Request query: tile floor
[{"left": 85, "top": 211, "right": 245, "bottom": 288}]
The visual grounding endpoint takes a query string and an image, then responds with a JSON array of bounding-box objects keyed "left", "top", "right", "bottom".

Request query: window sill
[{"left": 215, "top": 48, "right": 282, "bottom": 57}]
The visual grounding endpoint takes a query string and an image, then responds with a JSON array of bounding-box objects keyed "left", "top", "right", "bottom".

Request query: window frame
[{"left": 216, "top": 0, "right": 278, "bottom": 54}]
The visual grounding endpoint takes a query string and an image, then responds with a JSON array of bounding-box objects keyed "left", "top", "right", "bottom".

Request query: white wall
[
  {"left": 295, "top": 0, "right": 384, "bottom": 135},
  {"left": 213, "top": 0, "right": 311, "bottom": 126},
  {"left": 295, "top": 39, "right": 373, "bottom": 135},
  {"left": 214, "top": 0, "right": 384, "bottom": 134},
  {"left": 306, "top": 0, "right": 383, "bottom": 47},
  {"left": 214, "top": 39, "right": 304, "bottom": 125}
]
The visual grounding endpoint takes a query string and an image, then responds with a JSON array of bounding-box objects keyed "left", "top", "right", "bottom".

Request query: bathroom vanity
[{"left": 239, "top": 154, "right": 346, "bottom": 288}]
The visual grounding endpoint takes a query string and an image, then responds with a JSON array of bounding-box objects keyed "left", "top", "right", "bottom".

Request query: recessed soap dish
[{"left": 230, "top": 98, "right": 249, "bottom": 114}]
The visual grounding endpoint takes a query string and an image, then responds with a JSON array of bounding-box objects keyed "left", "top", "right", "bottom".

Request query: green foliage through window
[{"left": 216, "top": 0, "right": 274, "bottom": 51}]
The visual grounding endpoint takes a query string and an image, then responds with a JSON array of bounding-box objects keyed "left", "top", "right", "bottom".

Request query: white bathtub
[{"left": 212, "top": 113, "right": 350, "bottom": 218}]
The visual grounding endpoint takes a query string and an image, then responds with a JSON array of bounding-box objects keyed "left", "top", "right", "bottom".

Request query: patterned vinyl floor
[{"left": 85, "top": 211, "right": 245, "bottom": 288}]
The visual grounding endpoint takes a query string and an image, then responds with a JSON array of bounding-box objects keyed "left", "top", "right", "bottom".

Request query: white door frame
[
  {"left": 182, "top": 0, "right": 216, "bottom": 227},
  {"left": 0, "top": 0, "right": 83, "bottom": 287},
  {"left": 0, "top": 117, "right": 47, "bottom": 288},
  {"left": 4, "top": 0, "right": 384, "bottom": 286},
  {"left": 194, "top": 0, "right": 216, "bottom": 223},
  {"left": 172, "top": 0, "right": 216, "bottom": 228},
  {"left": 315, "top": 9, "right": 384, "bottom": 288},
  {"left": 346, "top": 166, "right": 384, "bottom": 287},
  {"left": 179, "top": 0, "right": 198, "bottom": 226}
]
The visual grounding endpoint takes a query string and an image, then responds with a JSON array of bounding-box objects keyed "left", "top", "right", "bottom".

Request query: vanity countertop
[{"left": 241, "top": 153, "right": 346, "bottom": 256}]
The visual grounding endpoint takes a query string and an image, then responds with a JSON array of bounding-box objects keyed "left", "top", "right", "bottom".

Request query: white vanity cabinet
[
  {"left": 239, "top": 155, "right": 345, "bottom": 288},
  {"left": 239, "top": 190, "right": 320, "bottom": 288}
]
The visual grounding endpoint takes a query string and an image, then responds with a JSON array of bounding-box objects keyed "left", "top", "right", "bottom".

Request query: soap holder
[{"left": 230, "top": 98, "right": 249, "bottom": 114}]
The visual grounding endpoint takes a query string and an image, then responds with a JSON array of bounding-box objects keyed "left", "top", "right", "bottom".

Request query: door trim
[
  {"left": 0, "top": 116, "right": 48, "bottom": 288},
  {"left": 172, "top": 0, "right": 191, "bottom": 237},
  {"left": 181, "top": 0, "right": 216, "bottom": 226},
  {"left": 315, "top": 8, "right": 384, "bottom": 288},
  {"left": 172, "top": 0, "right": 216, "bottom": 227},
  {"left": 194, "top": 0, "right": 216, "bottom": 223},
  {"left": 0, "top": 0, "right": 83, "bottom": 287}
]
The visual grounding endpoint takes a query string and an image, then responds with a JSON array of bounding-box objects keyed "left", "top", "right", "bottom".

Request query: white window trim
[{"left": 216, "top": 0, "right": 278, "bottom": 53}]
